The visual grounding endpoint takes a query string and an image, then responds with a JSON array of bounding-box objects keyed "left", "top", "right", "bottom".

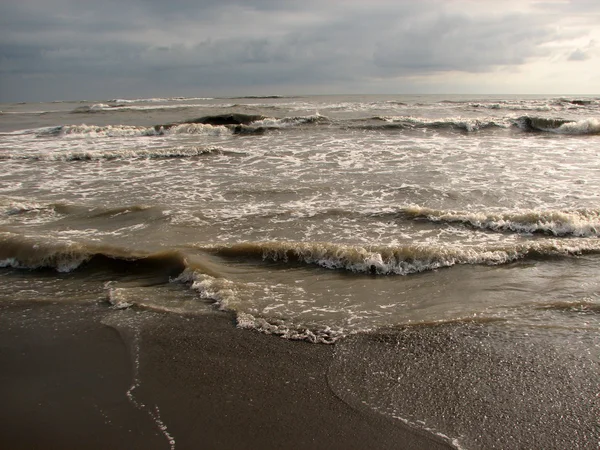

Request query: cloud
[
  {"left": 568, "top": 48, "right": 588, "bottom": 61},
  {"left": 372, "top": 12, "right": 557, "bottom": 74},
  {"left": 0, "top": 0, "right": 598, "bottom": 101}
]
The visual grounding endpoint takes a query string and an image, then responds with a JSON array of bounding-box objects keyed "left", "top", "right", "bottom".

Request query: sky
[{"left": 0, "top": 0, "right": 599, "bottom": 102}]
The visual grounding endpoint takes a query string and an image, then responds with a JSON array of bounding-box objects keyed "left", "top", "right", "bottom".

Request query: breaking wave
[
  {"left": 0, "top": 232, "right": 186, "bottom": 275},
  {"left": 108, "top": 97, "right": 214, "bottom": 103},
  {"left": 28, "top": 113, "right": 329, "bottom": 140},
  {"left": 356, "top": 115, "right": 600, "bottom": 135},
  {"left": 205, "top": 239, "right": 600, "bottom": 275},
  {"left": 249, "top": 114, "right": 329, "bottom": 127},
  {"left": 402, "top": 206, "right": 600, "bottom": 237},
  {"left": 172, "top": 269, "right": 344, "bottom": 343},
  {"left": 0, "top": 146, "right": 228, "bottom": 161},
  {"left": 368, "top": 116, "right": 509, "bottom": 132},
  {"left": 514, "top": 116, "right": 600, "bottom": 135},
  {"left": 469, "top": 102, "right": 555, "bottom": 112},
  {"left": 3, "top": 230, "right": 599, "bottom": 342},
  {"left": 36, "top": 124, "right": 232, "bottom": 138}
]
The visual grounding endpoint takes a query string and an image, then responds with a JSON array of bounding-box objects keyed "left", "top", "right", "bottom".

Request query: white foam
[
  {"left": 236, "top": 312, "right": 342, "bottom": 344},
  {"left": 378, "top": 115, "right": 509, "bottom": 132},
  {"left": 172, "top": 270, "right": 344, "bottom": 343},
  {"left": 36, "top": 124, "right": 231, "bottom": 138},
  {"left": 250, "top": 114, "right": 327, "bottom": 128},
  {"left": 555, "top": 118, "right": 600, "bottom": 135},
  {"left": 214, "top": 238, "right": 600, "bottom": 275},
  {"left": 105, "top": 283, "right": 134, "bottom": 309},
  {"left": 109, "top": 97, "right": 213, "bottom": 103},
  {"left": 404, "top": 206, "right": 600, "bottom": 237}
]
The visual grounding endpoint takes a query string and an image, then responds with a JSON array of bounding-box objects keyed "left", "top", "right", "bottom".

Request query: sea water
[{"left": 1, "top": 94, "right": 599, "bottom": 448}]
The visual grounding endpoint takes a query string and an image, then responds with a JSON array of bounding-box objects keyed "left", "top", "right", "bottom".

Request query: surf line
[{"left": 126, "top": 326, "right": 176, "bottom": 450}]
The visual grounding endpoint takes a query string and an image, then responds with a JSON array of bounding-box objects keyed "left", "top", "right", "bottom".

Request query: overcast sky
[{"left": 1, "top": 0, "right": 598, "bottom": 102}]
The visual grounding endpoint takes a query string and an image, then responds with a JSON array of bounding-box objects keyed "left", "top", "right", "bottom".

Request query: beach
[
  {"left": 0, "top": 300, "right": 453, "bottom": 450},
  {"left": 2, "top": 299, "right": 598, "bottom": 449}
]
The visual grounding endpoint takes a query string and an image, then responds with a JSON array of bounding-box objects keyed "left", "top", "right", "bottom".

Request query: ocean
[{"left": 1, "top": 94, "right": 599, "bottom": 448}]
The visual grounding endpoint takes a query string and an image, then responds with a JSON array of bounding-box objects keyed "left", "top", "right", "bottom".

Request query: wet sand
[{"left": 0, "top": 301, "right": 450, "bottom": 450}]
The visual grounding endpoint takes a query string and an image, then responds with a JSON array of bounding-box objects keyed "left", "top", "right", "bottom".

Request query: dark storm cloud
[{"left": 0, "top": 0, "right": 597, "bottom": 101}]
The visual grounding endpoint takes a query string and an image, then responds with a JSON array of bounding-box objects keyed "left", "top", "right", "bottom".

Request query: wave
[
  {"left": 360, "top": 115, "right": 600, "bottom": 135},
  {"left": 0, "top": 145, "right": 228, "bottom": 161},
  {"left": 535, "top": 299, "right": 600, "bottom": 314},
  {"left": 70, "top": 101, "right": 230, "bottom": 114},
  {"left": 514, "top": 116, "right": 600, "bottom": 135},
  {"left": 108, "top": 97, "right": 214, "bottom": 103},
  {"left": 402, "top": 206, "right": 600, "bottom": 237},
  {"left": 158, "top": 113, "right": 267, "bottom": 128},
  {"left": 0, "top": 198, "right": 67, "bottom": 222},
  {"left": 369, "top": 116, "right": 509, "bottom": 132},
  {"left": 172, "top": 269, "right": 344, "bottom": 343},
  {"left": 6, "top": 228, "right": 598, "bottom": 279},
  {"left": 0, "top": 231, "right": 341, "bottom": 342},
  {"left": 228, "top": 95, "right": 288, "bottom": 99},
  {"left": 469, "top": 102, "right": 555, "bottom": 112},
  {"left": 0, "top": 232, "right": 190, "bottom": 278},
  {"left": 3, "top": 230, "right": 599, "bottom": 342},
  {"left": 249, "top": 114, "right": 329, "bottom": 128},
  {"left": 70, "top": 104, "right": 117, "bottom": 113},
  {"left": 0, "top": 198, "right": 177, "bottom": 230},
  {"left": 204, "top": 238, "right": 600, "bottom": 275},
  {"left": 28, "top": 113, "right": 329, "bottom": 140},
  {"left": 35, "top": 124, "right": 232, "bottom": 138}
]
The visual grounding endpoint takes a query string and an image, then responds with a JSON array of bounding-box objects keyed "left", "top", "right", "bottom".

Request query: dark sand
[{"left": 0, "top": 301, "right": 450, "bottom": 450}]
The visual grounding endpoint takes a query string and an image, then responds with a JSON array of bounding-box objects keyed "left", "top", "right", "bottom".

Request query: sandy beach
[{"left": 0, "top": 301, "right": 450, "bottom": 450}]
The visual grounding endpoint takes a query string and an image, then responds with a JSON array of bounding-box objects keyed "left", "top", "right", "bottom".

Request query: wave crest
[
  {"left": 373, "top": 116, "right": 508, "bottom": 132},
  {"left": 34, "top": 124, "right": 231, "bottom": 138},
  {"left": 173, "top": 269, "right": 343, "bottom": 343},
  {"left": 0, "top": 146, "right": 227, "bottom": 161},
  {"left": 514, "top": 116, "right": 600, "bottom": 135},
  {"left": 0, "top": 232, "right": 186, "bottom": 275},
  {"left": 205, "top": 239, "right": 600, "bottom": 275},
  {"left": 403, "top": 206, "right": 600, "bottom": 237}
]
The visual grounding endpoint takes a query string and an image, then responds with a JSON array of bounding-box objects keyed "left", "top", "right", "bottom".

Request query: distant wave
[
  {"left": 362, "top": 115, "right": 600, "bottom": 135},
  {"left": 0, "top": 197, "right": 155, "bottom": 218},
  {"left": 401, "top": 206, "right": 600, "bottom": 237},
  {"left": 71, "top": 103, "right": 117, "bottom": 113},
  {"left": 514, "top": 116, "right": 600, "bottom": 135},
  {"left": 70, "top": 101, "right": 229, "bottom": 114},
  {"left": 0, "top": 145, "right": 228, "bottom": 161},
  {"left": 0, "top": 197, "right": 68, "bottom": 217},
  {"left": 27, "top": 113, "right": 329, "bottom": 140},
  {"left": 367, "top": 116, "right": 509, "bottom": 132},
  {"left": 249, "top": 114, "right": 329, "bottom": 127},
  {"left": 469, "top": 102, "right": 555, "bottom": 112},
  {"left": 11, "top": 112, "right": 599, "bottom": 142},
  {"left": 227, "top": 95, "right": 288, "bottom": 99},
  {"left": 165, "top": 113, "right": 267, "bottom": 126},
  {"left": 204, "top": 238, "right": 600, "bottom": 275},
  {"left": 108, "top": 97, "right": 214, "bottom": 103},
  {"left": 35, "top": 124, "right": 232, "bottom": 138},
  {"left": 0, "top": 197, "right": 175, "bottom": 230}
]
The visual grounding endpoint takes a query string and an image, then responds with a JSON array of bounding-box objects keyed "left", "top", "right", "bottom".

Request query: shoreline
[{"left": 0, "top": 301, "right": 450, "bottom": 450}]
